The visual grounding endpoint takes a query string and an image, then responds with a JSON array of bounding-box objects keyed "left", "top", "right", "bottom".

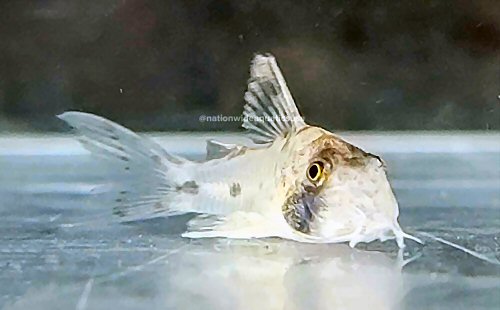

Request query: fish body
[{"left": 59, "top": 54, "right": 417, "bottom": 248}]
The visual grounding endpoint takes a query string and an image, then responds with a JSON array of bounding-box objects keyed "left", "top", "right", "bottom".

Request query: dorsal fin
[
  {"left": 242, "top": 54, "right": 307, "bottom": 144},
  {"left": 206, "top": 139, "right": 237, "bottom": 160},
  {"left": 206, "top": 139, "right": 247, "bottom": 160}
]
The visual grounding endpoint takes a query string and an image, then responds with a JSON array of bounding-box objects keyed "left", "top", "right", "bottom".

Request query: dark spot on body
[
  {"left": 125, "top": 166, "right": 130, "bottom": 171},
  {"left": 111, "top": 135, "right": 119, "bottom": 140},
  {"left": 151, "top": 155, "right": 161, "bottom": 164},
  {"left": 176, "top": 181, "right": 199, "bottom": 194},
  {"left": 230, "top": 182, "right": 241, "bottom": 197},
  {"left": 120, "top": 156, "right": 129, "bottom": 162},
  {"left": 113, "top": 207, "right": 127, "bottom": 217},
  {"left": 153, "top": 202, "right": 165, "bottom": 213}
]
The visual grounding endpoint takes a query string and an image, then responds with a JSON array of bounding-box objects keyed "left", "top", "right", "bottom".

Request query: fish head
[{"left": 281, "top": 127, "right": 407, "bottom": 247}]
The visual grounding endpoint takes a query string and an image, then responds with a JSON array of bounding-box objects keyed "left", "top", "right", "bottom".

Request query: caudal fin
[{"left": 58, "top": 112, "right": 185, "bottom": 222}]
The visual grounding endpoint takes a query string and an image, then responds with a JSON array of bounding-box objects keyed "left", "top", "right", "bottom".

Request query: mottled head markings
[
  {"left": 229, "top": 182, "right": 241, "bottom": 197},
  {"left": 283, "top": 192, "right": 316, "bottom": 233},
  {"left": 309, "top": 134, "right": 377, "bottom": 167},
  {"left": 282, "top": 133, "right": 379, "bottom": 235},
  {"left": 176, "top": 181, "right": 199, "bottom": 195}
]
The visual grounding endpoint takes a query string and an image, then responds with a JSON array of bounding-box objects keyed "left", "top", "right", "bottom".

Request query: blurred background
[
  {"left": 0, "top": 0, "right": 498, "bottom": 132},
  {"left": 1, "top": 2, "right": 500, "bottom": 308}
]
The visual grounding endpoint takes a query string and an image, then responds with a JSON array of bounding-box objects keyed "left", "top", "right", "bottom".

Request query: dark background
[{"left": 0, "top": 0, "right": 498, "bottom": 132}]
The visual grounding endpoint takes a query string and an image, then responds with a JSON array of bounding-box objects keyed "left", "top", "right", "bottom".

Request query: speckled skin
[
  {"left": 59, "top": 54, "right": 413, "bottom": 248},
  {"left": 181, "top": 125, "right": 408, "bottom": 248}
]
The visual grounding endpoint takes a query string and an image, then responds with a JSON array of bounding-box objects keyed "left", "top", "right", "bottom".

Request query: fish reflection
[
  {"left": 4, "top": 240, "right": 413, "bottom": 310},
  {"left": 160, "top": 240, "right": 408, "bottom": 310}
]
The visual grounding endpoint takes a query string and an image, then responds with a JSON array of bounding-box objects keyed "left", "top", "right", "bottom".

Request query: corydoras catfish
[{"left": 59, "top": 54, "right": 420, "bottom": 248}]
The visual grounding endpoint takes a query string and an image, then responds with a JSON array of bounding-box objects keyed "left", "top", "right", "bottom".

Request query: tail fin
[{"left": 58, "top": 112, "right": 185, "bottom": 222}]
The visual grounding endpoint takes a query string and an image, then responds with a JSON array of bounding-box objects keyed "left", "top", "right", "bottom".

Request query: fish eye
[{"left": 307, "top": 161, "right": 324, "bottom": 182}]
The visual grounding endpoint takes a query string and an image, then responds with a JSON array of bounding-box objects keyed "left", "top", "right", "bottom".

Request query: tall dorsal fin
[{"left": 242, "top": 54, "right": 307, "bottom": 144}]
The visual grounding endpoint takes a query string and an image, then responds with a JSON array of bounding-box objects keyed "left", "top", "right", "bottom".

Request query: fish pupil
[{"left": 308, "top": 162, "right": 323, "bottom": 181}]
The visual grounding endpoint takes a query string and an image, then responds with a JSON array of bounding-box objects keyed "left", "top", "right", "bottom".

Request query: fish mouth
[
  {"left": 282, "top": 195, "right": 421, "bottom": 248},
  {"left": 287, "top": 219, "right": 418, "bottom": 248},
  {"left": 281, "top": 177, "right": 421, "bottom": 248}
]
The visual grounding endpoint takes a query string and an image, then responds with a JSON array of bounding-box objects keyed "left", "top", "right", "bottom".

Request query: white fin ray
[
  {"left": 183, "top": 212, "right": 283, "bottom": 239},
  {"left": 243, "top": 54, "right": 306, "bottom": 144},
  {"left": 185, "top": 214, "right": 226, "bottom": 232},
  {"left": 58, "top": 112, "right": 185, "bottom": 222}
]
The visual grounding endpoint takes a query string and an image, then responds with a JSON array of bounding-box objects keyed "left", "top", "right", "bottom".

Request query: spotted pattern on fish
[
  {"left": 176, "top": 181, "right": 199, "bottom": 195},
  {"left": 58, "top": 54, "right": 414, "bottom": 249},
  {"left": 229, "top": 182, "right": 241, "bottom": 197},
  {"left": 281, "top": 133, "right": 379, "bottom": 235}
]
